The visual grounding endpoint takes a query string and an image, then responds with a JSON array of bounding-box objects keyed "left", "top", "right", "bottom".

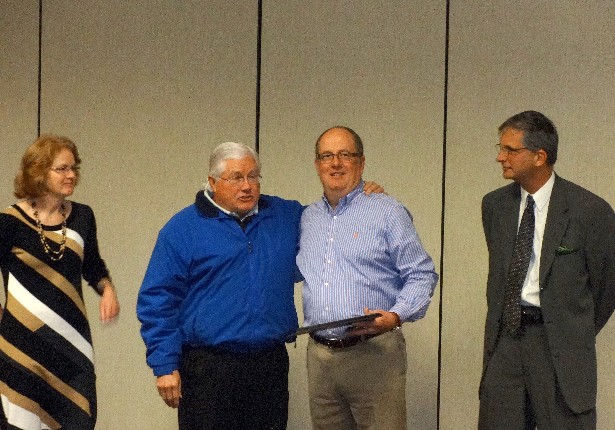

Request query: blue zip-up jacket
[{"left": 137, "top": 192, "right": 303, "bottom": 376}]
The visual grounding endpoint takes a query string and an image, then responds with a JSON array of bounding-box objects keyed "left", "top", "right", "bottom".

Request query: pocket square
[{"left": 556, "top": 245, "right": 578, "bottom": 255}]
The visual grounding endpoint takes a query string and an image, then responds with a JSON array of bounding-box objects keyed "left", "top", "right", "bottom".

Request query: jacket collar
[{"left": 194, "top": 191, "right": 270, "bottom": 219}]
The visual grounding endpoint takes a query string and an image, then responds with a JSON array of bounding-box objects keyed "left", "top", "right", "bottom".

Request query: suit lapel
[
  {"left": 498, "top": 184, "right": 522, "bottom": 272},
  {"left": 540, "top": 176, "right": 570, "bottom": 286}
]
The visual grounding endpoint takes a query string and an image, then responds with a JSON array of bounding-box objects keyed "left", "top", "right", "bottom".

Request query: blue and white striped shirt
[{"left": 297, "top": 181, "right": 438, "bottom": 338}]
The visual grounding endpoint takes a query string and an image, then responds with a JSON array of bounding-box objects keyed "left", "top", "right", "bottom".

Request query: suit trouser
[
  {"left": 478, "top": 323, "right": 596, "bottom": 430},
  {"left": 178, "top": 344, "right": 289, "bottom": 430},
  {"left": 307, "top": 330, "right": 407, "bottom": 430}
]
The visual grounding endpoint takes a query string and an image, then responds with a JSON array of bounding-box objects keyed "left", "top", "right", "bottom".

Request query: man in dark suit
[{"left": 479, "top": 110, "right": 615, "bottom": 429}]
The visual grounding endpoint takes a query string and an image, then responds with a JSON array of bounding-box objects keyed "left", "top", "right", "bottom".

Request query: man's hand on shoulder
[{"left": 363, "top": 181, "right": 386, "bottom": 195}]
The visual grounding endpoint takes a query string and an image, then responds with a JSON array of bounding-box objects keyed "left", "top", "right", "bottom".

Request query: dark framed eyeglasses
[{"left": 316, "top": 151, "right": 362, "bottom": 164}]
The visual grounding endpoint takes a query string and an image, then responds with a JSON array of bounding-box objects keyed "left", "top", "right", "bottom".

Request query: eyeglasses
[
  {"left": 219, "top": 174, "right": 261, "bottom": 186},
  {"left": 495, "top": 144, "right": 531, "bottom": 155},
  {"left": 316, "top": 151, "right": 362, "bottom": 164},
  {"left": 50, "top": 164, "right": 80, "bottom": 175}
]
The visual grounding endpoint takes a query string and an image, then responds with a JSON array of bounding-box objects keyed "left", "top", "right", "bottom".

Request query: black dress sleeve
[{"left": 77, "top": 204, "right": 111, "bottom": 295}]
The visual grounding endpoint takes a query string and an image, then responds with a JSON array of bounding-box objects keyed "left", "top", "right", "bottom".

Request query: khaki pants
[{"left": 307, "top": 330, "right": 407, "bottom": 430}]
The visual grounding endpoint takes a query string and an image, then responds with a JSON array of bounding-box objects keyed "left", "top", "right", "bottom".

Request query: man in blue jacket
[{"left": 137, "top": 142, "right": 302, "bottom": 430}]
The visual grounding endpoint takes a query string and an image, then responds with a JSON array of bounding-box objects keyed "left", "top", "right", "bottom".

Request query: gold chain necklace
[{"left": 31, "top": 201, "right": 67, "bottom": 261}]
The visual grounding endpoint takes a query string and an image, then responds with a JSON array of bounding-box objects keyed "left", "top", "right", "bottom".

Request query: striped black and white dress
[{"left": 0, "top": 202, "right": 109, "bottom": 430}]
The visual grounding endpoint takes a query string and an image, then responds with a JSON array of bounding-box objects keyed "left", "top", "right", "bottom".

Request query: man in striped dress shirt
[{"left": 297, "top": 126, "right": 439, "bottom": 430}]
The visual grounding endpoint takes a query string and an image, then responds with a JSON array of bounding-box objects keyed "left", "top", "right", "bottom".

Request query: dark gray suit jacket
[{"left": 481, "top": 175, "right": 615, "bottom": 413}]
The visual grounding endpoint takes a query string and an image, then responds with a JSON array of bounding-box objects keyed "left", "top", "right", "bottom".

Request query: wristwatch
[{"left": 391, "top": 312, "right": 402, "bottom": 330}]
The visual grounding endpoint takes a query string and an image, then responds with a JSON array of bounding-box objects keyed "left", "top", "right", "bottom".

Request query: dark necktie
[{"left": 503, "top": 195, "right": 535, "bottom": 335}]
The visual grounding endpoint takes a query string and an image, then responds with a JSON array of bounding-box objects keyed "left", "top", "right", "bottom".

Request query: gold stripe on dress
[
  {"left": 5, "top": 292, "right": 45, "bottom": 332},
  {"left": 12, "top": 248, "right": 87, "bottom": 318},
  {"left": 0, "top": 336, "right": 91, "bottom": 416},
  {"left": 0, "top": 380, "right": 62, "bottom": 430}
]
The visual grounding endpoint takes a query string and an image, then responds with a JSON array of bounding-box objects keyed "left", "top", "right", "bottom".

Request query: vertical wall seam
[
  {"left": 37, "top": 0, "right": 43, "bottom": 137},
  {"left": 437, "top": 1, "right": 451, "bottom": 429},
  {"left": 255, "top": 0, "right": 263, "bottom": 153}
]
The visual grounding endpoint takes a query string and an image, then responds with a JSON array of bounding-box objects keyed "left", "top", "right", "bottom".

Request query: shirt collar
[
  {"left": 321, "top": 180, "right": 364, "bottom": 214},
  {"left": 203, "top": 187, "right": 259, "bottom": 221},
  {"left": 521, "top": 171, "right": 555, "bottom": 212}
]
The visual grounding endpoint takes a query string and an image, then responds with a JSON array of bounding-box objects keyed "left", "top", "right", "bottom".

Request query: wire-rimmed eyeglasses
[
  {"left": 219, "top": 174, "right": 261, "bottom": 186},
  {"left": 50, "top": 164, "right": 80, "bottom": 175},
  {"left": 495, "top": 144, "right": 531, "bottom": 155}
]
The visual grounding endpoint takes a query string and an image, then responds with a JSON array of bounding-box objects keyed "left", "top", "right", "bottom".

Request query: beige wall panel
[
  {"left": 0, "top": 0, "right": 39, "bottom": 209},
  {"left": 259, "top": 2, "right": 445, "bottom": 429},
  {"left": 444, "top": 1, "right": 615, "bottom": 429},
  {"left": 0, "top": 1, "right": 39, "bottom": 321},
  {"left": 34, "top": 1, "right": 258, "bottom": 428},
  {"left": 6, "top": 1, "right": 614, "bottom": 429}
]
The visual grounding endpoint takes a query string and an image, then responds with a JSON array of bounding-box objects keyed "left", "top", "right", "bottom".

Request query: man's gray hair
[
  {"left": 498, "top": 110, "right": 558, "bottom": 165},
  {"left": 208, "top": 142, "right": 261, "bottom": 178}
]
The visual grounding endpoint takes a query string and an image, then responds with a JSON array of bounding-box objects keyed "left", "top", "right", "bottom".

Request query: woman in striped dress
[{"left": 0, "top": 135, "right": 120, "bottom": 429}]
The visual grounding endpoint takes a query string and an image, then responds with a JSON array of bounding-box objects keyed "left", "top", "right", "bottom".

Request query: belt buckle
[
  {"left": 518, "top": 306, "right": 543, "bottom": 331},
  {"left": 311, "top": 332, "right": 373, "bottom": 349},
  {"left": 332, "top": 338, "right": 347, "bottom": 348}
]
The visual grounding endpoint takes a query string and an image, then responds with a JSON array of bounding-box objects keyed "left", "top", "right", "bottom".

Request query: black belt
[
  {"left": 310, "top": 333, "right": 376, "bottom": 349},
  {"left": 520, "top": 306, "right": 543, "bottom": 326}
]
